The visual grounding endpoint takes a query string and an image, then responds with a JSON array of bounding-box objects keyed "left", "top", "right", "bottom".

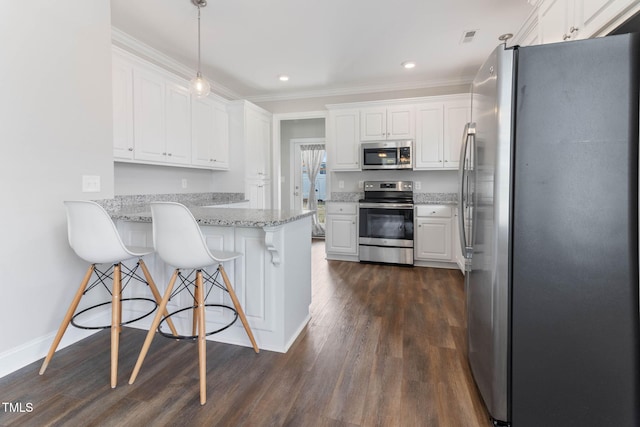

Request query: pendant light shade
[
  {"left": 190, "top": 0, "right": 211, "bottom": 98},
  {"left": 190, "top": 73, "right": 211, "bottom": 98}
]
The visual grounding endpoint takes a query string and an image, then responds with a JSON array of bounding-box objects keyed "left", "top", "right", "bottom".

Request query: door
[
  {"left": 291, "top": 139, "right": 326, "bottom": 237},
  {"left": 462, "top": 45, "right": 515, "bottom": 424},
  {"left": 511, "top": 35, "right": 640, "bottom": 427}
]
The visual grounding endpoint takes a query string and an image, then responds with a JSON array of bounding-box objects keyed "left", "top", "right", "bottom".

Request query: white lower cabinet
[
  {"left": 325, "top": 202, "right": 358, "bottom": 259},
  {"left": 414, "top": 205, "right": 453, "bottom": 262}
]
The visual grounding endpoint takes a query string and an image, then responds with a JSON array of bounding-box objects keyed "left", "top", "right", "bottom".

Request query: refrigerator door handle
[{"left": 458, "top": 122, "right": 475, "bottom": 264}]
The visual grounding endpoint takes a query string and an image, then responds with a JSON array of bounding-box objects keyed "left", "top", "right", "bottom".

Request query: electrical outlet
[
  {"left": 82, "top": 175, "right": 101, "bottom": 193},
  {"left": 414, "top": 181, "right": 422, "bottom": 190},
  {"left": 338, "top": 180, "right": 345, "bottom": 189},
  {"left": 358, "top": 180, "right": 364, "bottom": 189},
  {"left": 181, "top": 178, "right": 188, "bottom": 189}
]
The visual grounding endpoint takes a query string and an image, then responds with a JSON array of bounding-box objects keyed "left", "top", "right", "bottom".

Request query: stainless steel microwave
[{"left": 361, "top": 140, "right": 413, "bottom": 170}]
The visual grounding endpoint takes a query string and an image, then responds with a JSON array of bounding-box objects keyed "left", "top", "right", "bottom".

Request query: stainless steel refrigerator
[{"left": 458, "top": 33, "right": 640, "bottom": 426}]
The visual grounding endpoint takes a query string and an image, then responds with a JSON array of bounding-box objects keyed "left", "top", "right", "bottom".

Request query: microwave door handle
[{"left": 458, "top": 123, "right": 475, "bottom": 261}]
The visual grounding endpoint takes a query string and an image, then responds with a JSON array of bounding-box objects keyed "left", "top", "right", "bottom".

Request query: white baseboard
[{"left": 0, "top": 308, "right": 110, "bottom": 379}]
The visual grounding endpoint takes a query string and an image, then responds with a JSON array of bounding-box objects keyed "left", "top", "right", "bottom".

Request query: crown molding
[
  {"left": 111, "top": 26, "right": 474, "bottom": 105},
  {"left": 111, "top": 27, "right": 242, "bottom": 100},
  {"left": 512, "top": 7, "right": 539, "bottom": 46},
  {"left": 245, "top": 76, "right": 474, "bottom": 103}
]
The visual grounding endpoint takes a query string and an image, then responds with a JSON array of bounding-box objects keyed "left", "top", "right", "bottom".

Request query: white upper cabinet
[
  {"left": 163, "top": 78, "right": 191, "bottom": 165},
  {"left": 245, "top": 107, "right": 272, "bottom": 180},
  {"left": 132, "top": 68, "right": 166, "bottom": 163},
  {"left": 228, "top": 101, "right": 272, "bottom": 208},
  {"left": 415, "top": 102, "right": 444, "bottom": 169},
  {"left": 112, "top": 55, "right": 134, "bottom": 160},
  {"left": 326, "top": 108, "right": 360, "bottom": 171},
  {"left": 360, "top": 105, "right": 415, "bottom": 141},
  {"left": 191, "top": 96, "right": 229, "bottom": 169},
  {"left": 414, "top": 95, "right": 470, "bottom": 170},
  {"left": 112, "top": 47, "right": 229, "bottom": 170},
  {"left": 538, "top": 0, "right": 639, "bottom": 43},
  {"left": 133, "top": 70, "right": 191, "bottom": 166},
  {"left": 539, "top": 0, "right": 574, "bottom": 43},
  {"left": 443, "top": 99, "right": 471, "bottom": 169}
]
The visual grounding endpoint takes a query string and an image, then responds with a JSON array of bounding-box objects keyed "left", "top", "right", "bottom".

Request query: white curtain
[{"left": 301, "top": 144, "right": 325, "bottom": 236}]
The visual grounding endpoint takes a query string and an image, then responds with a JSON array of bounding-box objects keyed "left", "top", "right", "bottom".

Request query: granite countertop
[
  {"left": 113, "top": 205, "right": 314, "bottom": 228},
  {"left": 97, "top": 192, "right": 314, "bottom": 228}
]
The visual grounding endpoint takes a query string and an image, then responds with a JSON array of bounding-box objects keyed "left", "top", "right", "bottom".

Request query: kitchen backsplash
[
  {"left": 95, "top": 192, "right": 245, "bottom": 213},
  {"left": 329, "top": 192, "right": 457, "bottom": 204}
]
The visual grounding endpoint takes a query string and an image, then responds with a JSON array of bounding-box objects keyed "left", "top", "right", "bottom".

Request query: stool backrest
[
  {"left": 150, "top": 202, "right": 214, "bottom": 269},
  {"left": 64, "top": 201, "right": 132, "bottom": 264}
]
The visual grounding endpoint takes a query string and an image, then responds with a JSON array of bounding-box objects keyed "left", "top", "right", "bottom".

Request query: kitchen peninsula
[{"left": 106, "top": 194, "right": 314, "bottom": 353}]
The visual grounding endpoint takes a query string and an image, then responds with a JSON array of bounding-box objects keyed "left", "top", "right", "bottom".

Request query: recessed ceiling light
[
  {"left": 401, "top": 61, "right": 416, "bottom": 69},
  {"left": 278, "top": 75, "right": 289, "bottom": 82}
]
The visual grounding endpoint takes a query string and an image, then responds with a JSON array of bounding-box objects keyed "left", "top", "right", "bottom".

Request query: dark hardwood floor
[{"left": 0, "top": 241, "right": 491, "bottom": 427}]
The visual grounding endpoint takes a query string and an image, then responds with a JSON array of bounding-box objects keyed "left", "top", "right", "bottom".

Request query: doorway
[{"left": 291, "top": 138, "right": 326, "bottom": 237}]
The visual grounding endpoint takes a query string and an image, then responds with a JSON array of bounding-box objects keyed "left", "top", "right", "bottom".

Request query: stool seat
[
  {"left": 128, "top": 202, "right": 259, "bottom": 405},
  {"left": 39, "top": 200, "right": 177, "bottom": 388}
]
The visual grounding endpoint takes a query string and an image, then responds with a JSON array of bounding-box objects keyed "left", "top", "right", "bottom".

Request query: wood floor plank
[{"left": 0, "top": 241, "right": 491, "bottom": 426}]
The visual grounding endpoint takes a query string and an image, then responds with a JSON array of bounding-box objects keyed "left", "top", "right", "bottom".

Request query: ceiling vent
[{"left": 461, "top": 30, "right": 478, "bottom": 44}]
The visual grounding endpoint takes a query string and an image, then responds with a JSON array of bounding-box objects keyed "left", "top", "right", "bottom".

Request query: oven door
[{"left": 358, "top": 203, "right": 414, "bottom": 247}]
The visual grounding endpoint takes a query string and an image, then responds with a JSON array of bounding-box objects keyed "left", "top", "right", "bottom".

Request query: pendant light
[{"left": 189, "top": 0, "right": 211, "bottom": 98}]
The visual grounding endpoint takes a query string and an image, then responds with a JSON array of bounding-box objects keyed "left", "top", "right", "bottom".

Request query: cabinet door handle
[
  {"left": 569, "top": 26, "right": 578, "bottom": 33},
  {"left": 563, "top": 34, "right": 571, "bottom": 41},
  {"left": 168, "top": 153, "right": 172, "bottom": 156},
  {"left": 128, "top": 147, "right": 133, "bottom": 151},
  {"left": 162, "top": 152, "right": 167, "bottom": 155}
]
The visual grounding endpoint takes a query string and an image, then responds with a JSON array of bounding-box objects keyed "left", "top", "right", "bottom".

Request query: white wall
[
  {"left": 0, "top": 1, "right": 114, "bottom": 377},
  {"left": 331, "top": 170, "right": 458, "bottom": 194},
  {"left": 114, "top": 163, "right": 221, "bottom": 195}
]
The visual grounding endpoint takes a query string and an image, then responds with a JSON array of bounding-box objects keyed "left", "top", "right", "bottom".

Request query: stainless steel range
[{"left": 358, "top": 181, "right": 414, "bottom": 265}]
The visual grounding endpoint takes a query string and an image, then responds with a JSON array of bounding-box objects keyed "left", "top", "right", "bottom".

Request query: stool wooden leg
[
  {"left": 39, "top": 265, "right": 95, "bottom": 375},
  {"left": 196, "top": 271, "right": 207, "bottom": 405},
  {"left": 219, "top": 265, "right": 259, "bottom": 353},
  {"left": 192, "top": 292, "right": 199, "bottom": 337},
  {"left": 111, "top": 263, "right": 122, "bottom": 388},
  {"left": 138, "top": 259, "right": 178, "bottom": 337},
  {"left": 129, "top": 269, "right": 178, "bottom": 385}
]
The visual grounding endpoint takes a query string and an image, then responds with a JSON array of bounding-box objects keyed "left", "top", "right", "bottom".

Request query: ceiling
[{"left": 110, "top": 0, "right": 534, "bottom": 101}]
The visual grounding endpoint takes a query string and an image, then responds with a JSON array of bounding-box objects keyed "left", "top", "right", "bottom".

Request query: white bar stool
[
  {"left": 128, "top": 202, "right": 259, "bottom": 405},
  {"left": 39, "top": 200, "right": 177, "bottom": 388}
]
